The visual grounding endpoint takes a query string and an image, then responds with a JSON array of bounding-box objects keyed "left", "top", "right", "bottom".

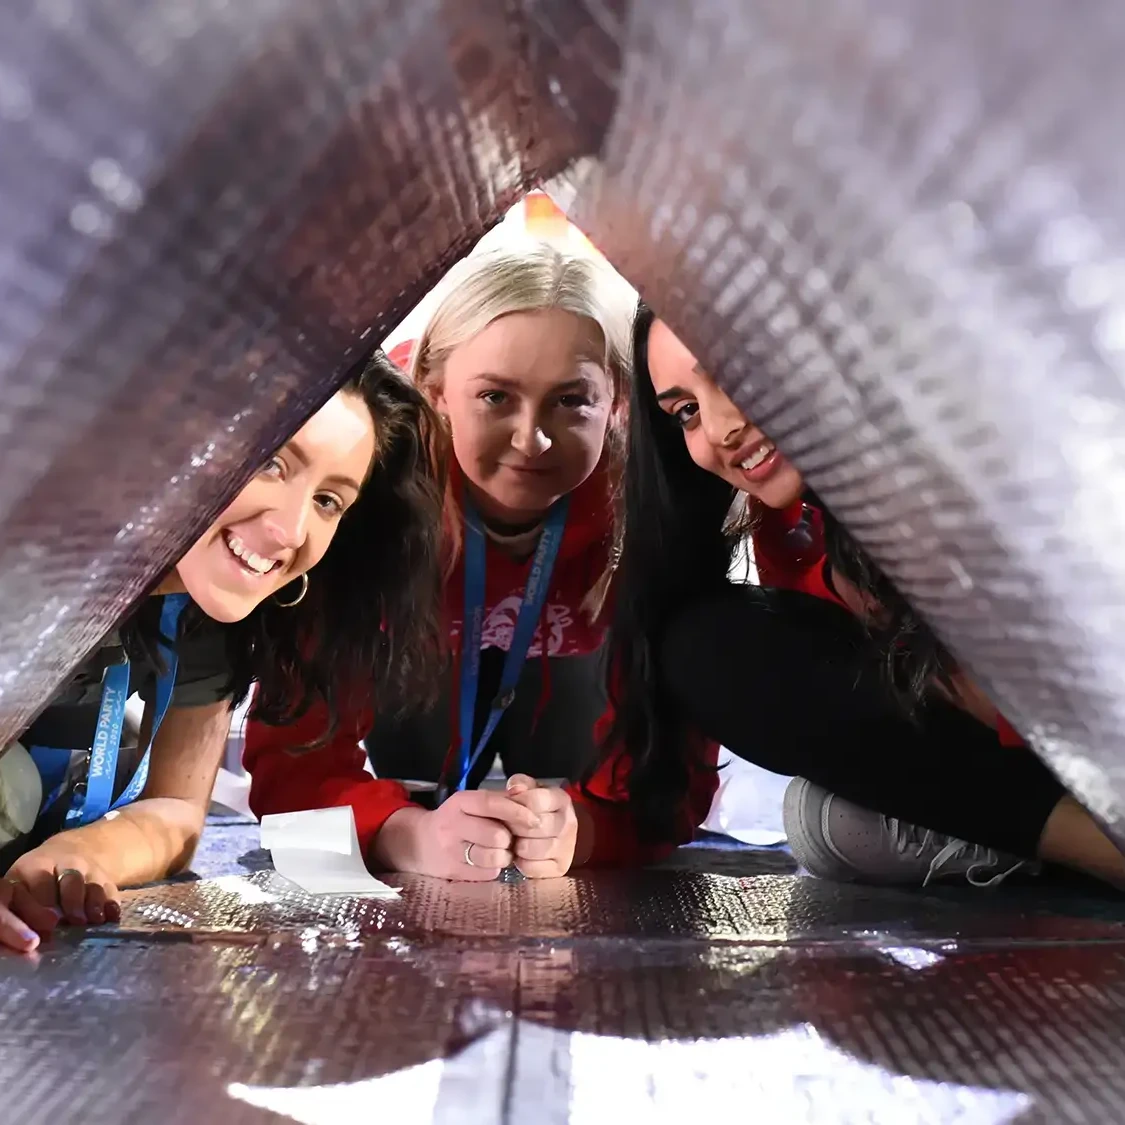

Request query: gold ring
[{"left": 464, "top": 843, "right": 476, "bottom": 867}]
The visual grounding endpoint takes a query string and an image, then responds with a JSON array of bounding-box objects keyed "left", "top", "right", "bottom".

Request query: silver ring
[
  {"left": 464, "top": 842, "right": 476, "bottom": 867},
  {"left": 55, "top": 868, "right": 83, "bottom": 884}
]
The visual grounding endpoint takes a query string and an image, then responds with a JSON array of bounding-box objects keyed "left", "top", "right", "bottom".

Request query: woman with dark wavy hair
[
  {"left": 0, "top": 351, "right": 446, "bottom": 953},
  {"left": 600, "top": 302, "right": 1125, "bottom": 892}
]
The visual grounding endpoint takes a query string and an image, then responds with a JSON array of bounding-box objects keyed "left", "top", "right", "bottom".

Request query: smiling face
[
  {"left": 645, "top": 318, "right": 804, "bottom": 509},
  {"left": 432, "top": 307, "right": 614, "bottom": 523},
  {"left": 170, "top": 389, "right": 377, "bottom": 622}
]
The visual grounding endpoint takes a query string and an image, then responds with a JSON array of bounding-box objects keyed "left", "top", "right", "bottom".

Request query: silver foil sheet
[
  {"left": 115, "top": 867, "right": 1125, "bottom": 946},
  {"left": 567, "top": 0, "right": 1125, "bottom": 836},
  {"left": 0, "top": 0, "right": 623, "bottom": 742},
  {"left": 3, "top": 866, "right": 1125, "bottom": 1123}
]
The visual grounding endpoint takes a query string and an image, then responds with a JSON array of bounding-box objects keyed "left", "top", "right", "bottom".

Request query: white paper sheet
[
  {"left": 700, "top": 748, "right": 790, "bottom": 846},
  {"left": 260, "top": 806, "right": 400, "bottom": 897}
]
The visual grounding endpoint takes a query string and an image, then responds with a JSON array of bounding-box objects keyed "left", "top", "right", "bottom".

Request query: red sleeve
[
  {"left": 996, "top": 712, "right": 1028, "bottom": 748},
  {"left": 243, "top": 693, "right": 414, "bottom": 859},
  {"left": 751, "top": 502, "right": 814, "bottom": 585},
  {"left": 566, "top": 703, "right": 720, "bottom": 868}
]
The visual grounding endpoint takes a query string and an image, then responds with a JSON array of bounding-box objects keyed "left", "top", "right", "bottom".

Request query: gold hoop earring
[{"left": 274, "top": 573, "right": 308, "bottom": 608}]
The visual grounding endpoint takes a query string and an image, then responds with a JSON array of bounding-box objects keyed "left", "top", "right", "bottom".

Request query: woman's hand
[
  {"left": 372, "top": 791, "right": 543, "bottom": 881},
  {"left": 0, "top": 876, "right": 59, "bottom": 954},
  {"left": 504, "top": 775, "right": 578, "bottom": 878},
  {"left": 6, "top": 840, "right": 122, "bottom": 927}
]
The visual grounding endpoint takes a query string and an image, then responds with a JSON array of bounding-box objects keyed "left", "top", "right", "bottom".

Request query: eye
[
  {"left": 314, "top": 492, "right": 346, "bottom": 517},
  {"left": 558, "top": 393, "right": 593, "bottom": 410},
  {"left": 672, "top": 402, "right": 699, "bottom": 427},
  {"left": 479, "top": 390, "right": 508, "bottom": 406},
  {"left": 261, "top": 454, "right": 286, "bottom": 479}
]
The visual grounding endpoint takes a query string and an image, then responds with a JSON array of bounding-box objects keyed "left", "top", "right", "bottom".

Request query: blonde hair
[
  {"left": 409, "top": 240, "right": 633, "bottom": 615},
  {"left": 409, "top": 241, "right": 633, "bottom": 404}
]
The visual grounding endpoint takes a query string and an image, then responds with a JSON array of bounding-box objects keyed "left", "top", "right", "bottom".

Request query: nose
[
  {"left": 699, "top": 385, "right": 749, "bottom": 450},
  {"left": 261, "top": 487, "right": 311, "bottom": 553},
  {"left": 511, "top": 409, "right": 552, "bottom": 458}
]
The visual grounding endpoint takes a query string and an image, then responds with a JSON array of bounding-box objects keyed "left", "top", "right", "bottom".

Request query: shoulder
[
  {"left": 150, "top": 603, "right": 235, "bottom": 706},
  {"left": 176, "top": 609, "right": 232, "bottom": 676}
]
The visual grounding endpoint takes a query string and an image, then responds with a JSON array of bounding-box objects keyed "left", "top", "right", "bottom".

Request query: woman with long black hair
[
  {"left": 602, "top": 302, "right": 1125, "bottom": 891},
  {"left": 0, "top": 351, "right": 446, "bottom": 952}
]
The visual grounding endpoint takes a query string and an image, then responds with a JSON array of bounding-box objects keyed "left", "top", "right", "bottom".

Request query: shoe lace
[{"left": 883, "top": 817, "right": 1026, "bottom": 888}]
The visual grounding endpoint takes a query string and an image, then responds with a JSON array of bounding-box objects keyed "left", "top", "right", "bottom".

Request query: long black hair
[
  {"left": 812, "top": 495, "right": 958, "bottom": 709},
  {"left": 602, "top": 302, "right": 955, "bottom": 843},
  {"left": 127, "top": 349, "right": 448, "bottom": 745},
  {"left": 598, "top": 303, "right": 744, "bottom": 844}
]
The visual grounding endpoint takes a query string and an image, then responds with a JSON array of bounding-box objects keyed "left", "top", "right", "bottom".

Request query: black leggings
[
  {"left": 367, "top": 646, "right": 605, "bottom": 789},
  {"left": 659, "top": 585, "right": 1066, "bottom": 859}
]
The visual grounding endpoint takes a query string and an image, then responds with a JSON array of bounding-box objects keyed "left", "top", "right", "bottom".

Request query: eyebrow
[
  {"left": 470, "top": 373, "right": 597, "bottom": 393},
  {"left": 654, "top": 385, "right": 692, "bottom": 403},
  {"left": 285, "top": 437, "right": 362, "bottom": 494}
]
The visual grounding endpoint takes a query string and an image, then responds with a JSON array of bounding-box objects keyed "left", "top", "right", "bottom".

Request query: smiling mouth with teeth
[
  {"left": 222, "top": 530, "right": 281, "bottom": 577},
  {"left": 738, "top": 442, "right": 776, "bottom": 472}
]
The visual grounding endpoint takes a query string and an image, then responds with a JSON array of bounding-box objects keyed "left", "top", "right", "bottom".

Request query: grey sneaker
[{"left": 782, "top": 777, "right": 1033, "bottom": 887}]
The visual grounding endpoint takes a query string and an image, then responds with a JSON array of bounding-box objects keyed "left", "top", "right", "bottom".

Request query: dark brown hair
[{"left": 224, "top": 349, "right": 448, "bottom": 740}]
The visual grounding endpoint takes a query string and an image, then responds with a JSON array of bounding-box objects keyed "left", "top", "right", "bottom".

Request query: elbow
[
  {"left": 156, "top": 798, "right": 208, "bottom": 876},
  {"left": 169, "top": 827, "right": 204, "bottom": 875}
]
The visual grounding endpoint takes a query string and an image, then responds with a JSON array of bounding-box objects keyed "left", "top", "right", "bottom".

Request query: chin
[
  {"left": 180, "top": 584, "right": 257, "bottom": 624},
  {"left": 755, "top": 466, "right": 805, "bottom": 510},
  {"left": 484, "top": 480, "right": 559, "bottom": 516},
  {"left": 509, "top": 480, "right": 560, "bottom": 504}
]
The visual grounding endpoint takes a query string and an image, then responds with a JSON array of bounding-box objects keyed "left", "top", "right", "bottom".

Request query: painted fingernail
[{"left": 18, "top": 925, "right": 39, "bottom": 947}]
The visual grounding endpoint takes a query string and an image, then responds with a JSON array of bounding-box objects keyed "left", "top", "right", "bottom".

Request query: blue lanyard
[
  {"left": 445, "top": 498, "right": 568, "bottom": 799},
  {"left": 30, "top": 595, "right": 189, "bottom": 827}
]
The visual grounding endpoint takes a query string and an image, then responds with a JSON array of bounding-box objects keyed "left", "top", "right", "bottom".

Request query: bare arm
[
  {"left": 78, "top": 698, "right": 232, "bottom": 883},
  {"left": 6, "top": 700, "right": 232, "bottom": 925}
]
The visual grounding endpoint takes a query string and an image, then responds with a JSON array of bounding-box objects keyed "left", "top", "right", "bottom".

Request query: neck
[{"left": 152, "top": 571, "right": 187, "bottom": 597}]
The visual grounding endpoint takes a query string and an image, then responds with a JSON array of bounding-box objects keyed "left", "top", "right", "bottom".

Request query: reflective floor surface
[{"left": 3, "top": 820, "right": 1124, "bottom": 1124}]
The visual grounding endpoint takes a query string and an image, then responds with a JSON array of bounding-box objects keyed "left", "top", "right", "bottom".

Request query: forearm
[
  {"left": 54, "top": 796, "right": 205, "bottom": 887},
  {"left": 369, "top": 805, "right": 428, "bottom": 872}
]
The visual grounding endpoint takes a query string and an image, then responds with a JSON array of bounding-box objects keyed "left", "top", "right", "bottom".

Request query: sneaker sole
[{"left": 782, "top": 777, "right": 858, "bottom": 883}]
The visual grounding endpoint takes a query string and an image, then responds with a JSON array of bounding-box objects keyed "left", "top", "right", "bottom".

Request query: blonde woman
[{"left": 245, "top": 242, "right": 645, "bottom": 881}]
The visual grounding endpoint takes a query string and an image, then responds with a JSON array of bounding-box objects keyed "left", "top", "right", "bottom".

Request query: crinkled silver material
[
  {"left": 114, "top": 867, "right": 1125, "bottom": 944},
  {"left": 3, "top": 0, "right": 1125, "bottom": 838},
  {"left": 6, "top": 861, "right": 1125, "bottom": 1123},
  {"left": 569, "top": 0, "right": 1125, "bottom": 838},
  {"left": 0, "top": 0, "right": 622, "bottom": 742}
]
